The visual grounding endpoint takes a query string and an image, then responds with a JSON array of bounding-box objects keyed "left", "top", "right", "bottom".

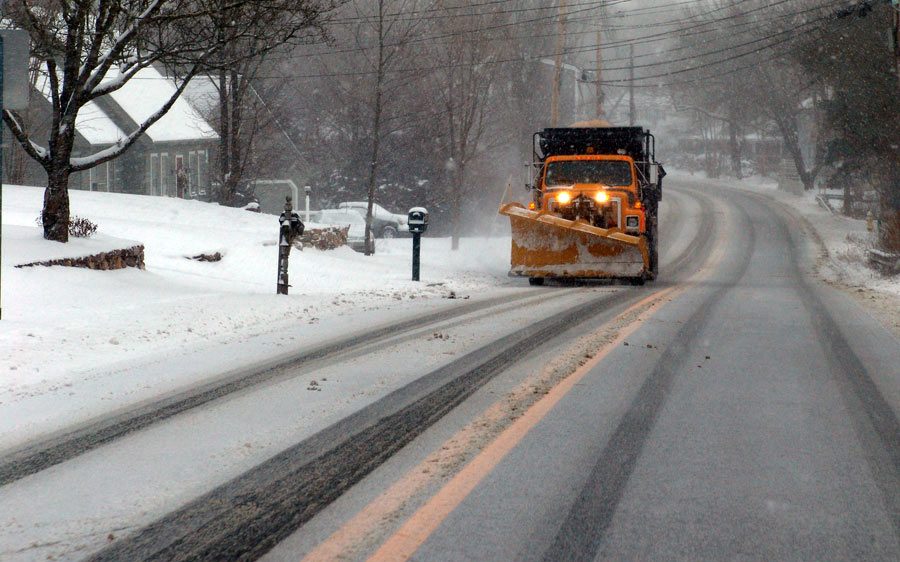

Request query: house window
[
  {"left": 160, "top": 153, "right": 170, "bottom": 196},
  {"left": 199, "top": 150, "right": 209, "bottom": 192},
  {"left": 150, "top": 153, "right": 159, "bottom": 196},
  {"left": 90, "top": 162, "right": 109, "bottom": 192},
  {"left": 188, "top": 151, "right": 199, "bottom": 197},
  {"left": 175, "top": 154, "right": 185, "bottom": 198}
]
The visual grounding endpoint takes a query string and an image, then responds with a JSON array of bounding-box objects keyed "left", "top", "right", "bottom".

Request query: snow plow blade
[{"left": 500, "top": 202, "right": 648, "bottom": 279}]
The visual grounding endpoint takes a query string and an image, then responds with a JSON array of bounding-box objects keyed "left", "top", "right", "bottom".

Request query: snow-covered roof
[
  {"left": 104, "top": 66, "right": 217, "bottom": 143},
  {"left": 182, "top": 75, "right": 219, "bottom": 117},
  {"left": 35, "top": 74, "right": 126, "bottom": 145},
  {"left": 77, "top": 101, "right": 128, "bottom": 145}
]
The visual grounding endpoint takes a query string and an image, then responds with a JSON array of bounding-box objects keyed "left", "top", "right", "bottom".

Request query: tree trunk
[
  {"left": 776, "top": 114, "right": 815, "bottom": 190},
  {"left": 877, "top": 159, "right": 900, "bottom": 252},
  {"left": 43, "top": 165, "right": 71, "bottom": 242},
  {"left": 728, "top": 120, "right": 742, "bottom": 180},
  {"left": 218, "top": 68, "right": 231, "bottom": 205},
  {"left": 364, "top": 107, "right": 381, "bottom": 255},
  {"left": 450, "top": 164, "right": 465, "bottom": 251},
  {"left": 364, "top": 0, "right": 386, "bottom": 257},
  {"left": 41, "top": 108, "right": 77, "bottom": 242},
  {"left": 228, "top": 67, "right": 243, "bottom": 201}
]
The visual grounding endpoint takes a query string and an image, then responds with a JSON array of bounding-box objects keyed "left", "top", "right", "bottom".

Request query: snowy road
[
  {"left": 260, "top": 181, "right": 899, "bottom": 561},
  {"left": 2, "top": 181, "right": 897, "bottom": 561}
]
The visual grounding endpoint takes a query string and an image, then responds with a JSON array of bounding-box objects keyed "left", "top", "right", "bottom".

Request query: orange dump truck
[{"left": 500, "top": 125, "right": 664, "bottom": 285}]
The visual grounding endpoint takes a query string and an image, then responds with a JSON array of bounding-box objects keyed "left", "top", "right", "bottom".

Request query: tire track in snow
[
  {"left": 0, "top": 289, "right": 568, "bottom": 487},
  {"left": 87, "top": 186, "right": 717, "bottom": 562}
]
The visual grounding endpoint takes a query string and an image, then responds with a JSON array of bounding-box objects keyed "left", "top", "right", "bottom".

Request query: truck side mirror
[
  {"left": 524, "top": 163, "right": 535, "bottom": 192},
  {"left": 649, "top": 164, "right": 659, "bottom": 185},
  {"left": 408, "top": 207, "right": 429, "bottom": 234}
]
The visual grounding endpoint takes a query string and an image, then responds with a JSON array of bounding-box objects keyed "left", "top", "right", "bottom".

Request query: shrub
[
  {"left": 69, "top": 216, "right": 98, "bottom": 238},
  {"left": 35, "top": 214, "right": 99, "bottom": 238}
]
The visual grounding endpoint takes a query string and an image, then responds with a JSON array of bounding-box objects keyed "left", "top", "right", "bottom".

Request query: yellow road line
[
  {"left": 305, "top": 192, "right": 732, "bottom": 562},
  {"left": 301, "top": 289, "right": 676, "bottom": 562},
  {"left": 364, "top": 287, "right": 679, "bottom": 562}
]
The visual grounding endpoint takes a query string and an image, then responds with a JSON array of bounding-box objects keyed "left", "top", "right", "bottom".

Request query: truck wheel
[
  {"left": 381, "top": 225, "right": 398, "bottom": 239},
  {"left": 528, "top": 277, "right": 545, "bottom": 286},
  {"left": 649, "top": 221, "right": 659, "bottom": 279}
]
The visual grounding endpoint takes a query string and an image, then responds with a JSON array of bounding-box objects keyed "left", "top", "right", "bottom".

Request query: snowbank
[{"left": 1, "top": 185, "right": 515, "bottom": 438}]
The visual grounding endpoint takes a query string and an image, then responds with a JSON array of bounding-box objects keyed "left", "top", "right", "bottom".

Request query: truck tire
[
  {"left": 381, "top": 225, "right": 398, "bottom": 239},
  {"left": 649, "top": 220, "right": 659, "bottom": 280},
  {"left": 528, "top": 277, "right": 545, "bottom": 286}
]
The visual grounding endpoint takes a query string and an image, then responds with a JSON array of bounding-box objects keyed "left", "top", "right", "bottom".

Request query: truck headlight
[
  {"left": 595, "top": 192, "right": 609, "bottom": 204},
  {"left": 556, "top": 191, "right": 572, "bottom": 205}
]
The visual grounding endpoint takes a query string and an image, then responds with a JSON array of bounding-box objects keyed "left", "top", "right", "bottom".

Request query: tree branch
[{"left": 2, "top": 110, "right": 50, "bottom": 166}]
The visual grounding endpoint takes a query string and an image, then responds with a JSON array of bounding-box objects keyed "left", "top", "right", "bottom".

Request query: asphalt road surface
[
  {"left": 265, "top": 181, "right": 900, "bottom": 562},
  {"left": 2, "top": 180, "right": 897, "bottom": 562}
]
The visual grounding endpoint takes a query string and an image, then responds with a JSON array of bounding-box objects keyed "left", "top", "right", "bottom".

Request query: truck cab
[{"left": 537, "top": 154, "right": 645, "bottom": 235}]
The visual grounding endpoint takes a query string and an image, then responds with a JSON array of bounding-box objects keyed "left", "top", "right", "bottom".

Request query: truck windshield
[{"left": 545, "top": 160, "right": 633, "bottom": 187}]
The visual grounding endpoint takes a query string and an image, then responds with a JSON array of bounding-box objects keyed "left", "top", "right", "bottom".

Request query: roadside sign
[
  {"left": 0, "top": 29, "right": 30, "bottom": 109},
  {"left": 1, "top": 28, "right": 30, "bottom": 320}
]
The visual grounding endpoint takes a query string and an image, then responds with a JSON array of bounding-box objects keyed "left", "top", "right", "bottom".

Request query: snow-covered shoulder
[{"left": 0, "top": 184, "right": 515, "bottom": 449}]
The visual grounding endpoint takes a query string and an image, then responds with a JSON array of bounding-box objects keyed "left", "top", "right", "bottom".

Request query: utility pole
[
  {"left": 551, "top": 0, "right": 567, "bottom": 127},
  {"left": 629, "top": 43, "right": 636, "bottom": 126},
  {"left": 893, "top": 0, "right": 899, "bottom": 85},
  {"left": 1, "top": 35, "right": 4, "bottom": 321},
  {"left": 595, "top": 26, "right": 604, "bottom": 120},
  {"left": 0, "top": 30, "right": 28, "bottom": 321}
]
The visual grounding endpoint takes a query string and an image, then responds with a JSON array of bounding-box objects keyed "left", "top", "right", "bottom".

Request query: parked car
[
  {"left": 337, "top": 202, "right": 408, "bottom": 238},
  {"left": 311, "top": 209, "right": 367, "bottom": 252}
]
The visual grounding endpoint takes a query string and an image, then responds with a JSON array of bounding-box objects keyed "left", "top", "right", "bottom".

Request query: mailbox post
[
  {"left": 277, "top": 196, "right": 305, "bottom": 295},
  {"left": 408, "top": 207, "right": 428, "bottom": 281}
]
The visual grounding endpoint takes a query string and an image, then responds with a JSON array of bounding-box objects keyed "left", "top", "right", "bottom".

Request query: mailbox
[
  {"left": 276, "top": 196, "right": 304, "bottom": 295},
  {"left": 280, "top": 196, "right": 304, "bottom": 241},
  {"left": 408, "top": 207, "right": 429, "bottom": 234}
]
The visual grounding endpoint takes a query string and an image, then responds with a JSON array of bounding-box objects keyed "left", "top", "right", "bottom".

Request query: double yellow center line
[{"left": 303, "top": 285, "right": 683, "bottom": 562}]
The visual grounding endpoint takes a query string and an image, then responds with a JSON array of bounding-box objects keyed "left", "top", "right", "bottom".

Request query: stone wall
[
  {"left": 16, "top": 245, "right": 145, "bottom": 270},
  {"left": 296, "top": 227, "right": 349, "bottom": 251}
]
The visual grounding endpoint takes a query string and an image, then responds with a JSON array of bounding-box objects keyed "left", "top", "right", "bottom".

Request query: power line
[
  {"left": 229, "top": 1, "right": 839, "bottom": 81},
  {"left": 606, "top": 13, "right": 852, "bottom": 89},
  {"left": 122, "top": 1, "right": 838, "bottom": 88},
  {"left": 326, "top": 0, "right": 621, "bottom": 24},
  {"left": 584, "top": 2, "right": 841, "bottom": 73},
  {"left": 273, "top": 0, "right": 826, "bottom": 65}
]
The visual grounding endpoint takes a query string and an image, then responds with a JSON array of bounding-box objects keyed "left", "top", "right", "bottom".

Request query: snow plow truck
[{"left": 500, "top": 123, "right": 664, "bottom": 285}]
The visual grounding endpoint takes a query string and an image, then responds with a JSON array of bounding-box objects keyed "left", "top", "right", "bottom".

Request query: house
[
  {"left": 183, "top": 74, "right": 312, "bottom": 214},
  {"left": 2, "top": 66, "right": 218, "bottom": 197}
]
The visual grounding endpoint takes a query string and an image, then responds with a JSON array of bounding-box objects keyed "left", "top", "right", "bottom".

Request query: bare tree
[
  {"left": 352, "top": 0, "right": 428, "bottom": 254},
  {"left": 208, "top": 1, "right": 329, "bottom": 207},
  {"left": 2, "top": 0, "right": 332, "bottom": 242},
  {"left": 669, "top": 0, "right": 836, "bottom": 188},
  {"left": 426, "top": 1, "right": 507, "bottom": 250},
  {"left": 213, "top": 52, "right": 281, "bottom": 206},
  {"left": 794, "top": 3, "right": 900, "bottom": 250}
]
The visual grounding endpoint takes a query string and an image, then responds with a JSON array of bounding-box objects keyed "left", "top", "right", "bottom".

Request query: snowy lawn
[{"left": 1, "top": 185, "right": 517, "bottom": 448}]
